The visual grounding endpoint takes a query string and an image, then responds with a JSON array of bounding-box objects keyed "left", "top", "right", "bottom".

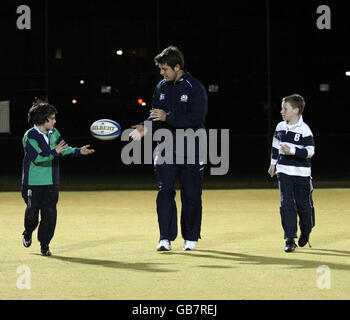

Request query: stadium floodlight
[
  {"left": 116, "top": 50, "right": 123, "bottom": 56},
  {"left": 345, "top": 71, "right": 350, "bottom": 77}
]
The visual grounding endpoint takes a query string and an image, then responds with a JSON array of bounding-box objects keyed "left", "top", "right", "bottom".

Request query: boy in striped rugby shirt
[{"left": 268, "top": 94, "right": 315, "bottom": 252}]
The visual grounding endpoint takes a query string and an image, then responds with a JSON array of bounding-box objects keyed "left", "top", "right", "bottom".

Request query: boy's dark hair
[
  {"left": 154, "top": 46, "right": 184, "bottom": 70},
  {"left": 282, "top": 94, "right": 305, "bottom": 114},
  {"left": 28, "top": 98, "right": 58, "bottom": 126}
]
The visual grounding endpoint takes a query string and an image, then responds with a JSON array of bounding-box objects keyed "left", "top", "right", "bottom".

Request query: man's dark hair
[
  {"left": 282, "top": 94, "right": 305, "bottom": 114},
  {"left": 154, "top": 46, "right": 184, "bottom": 70},
  {"left": 28, "top": 98, "right": 58, "bottom": 126}
]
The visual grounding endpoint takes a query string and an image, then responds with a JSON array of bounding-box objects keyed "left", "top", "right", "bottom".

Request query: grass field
[{"left": 1, "top": 188, "right": 350, "bottom": 300}]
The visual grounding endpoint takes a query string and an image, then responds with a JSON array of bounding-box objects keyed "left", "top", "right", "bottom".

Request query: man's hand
[
  {"left": 55, "top": 140, "right": 69, "bottom": 154},
  {"left": 80, "top": 145, "right": 95, "bottom": 155},
  {"left": 150, "top": 109, "right": 167, "bottom": 121},
  {"left": 129, "top": 125, "right": 148, "bottom": 141},
  {"left": 268, "top": 164, "right": 277, "bottom": 178}
]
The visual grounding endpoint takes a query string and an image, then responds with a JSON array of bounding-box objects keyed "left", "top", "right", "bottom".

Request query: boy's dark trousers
[
  {"left": 154, "top": 162, "right": 204, "bottom": 242},
  {"left": 278, "top": 173, "right": 315, "bottom": 240},
  {"left": 22, "top": 185, "right": 59, "bottom": 246}
]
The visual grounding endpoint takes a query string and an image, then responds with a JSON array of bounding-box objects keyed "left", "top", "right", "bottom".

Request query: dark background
[{"left": 1, "top": 0, "right": 349, "bottom": 190}]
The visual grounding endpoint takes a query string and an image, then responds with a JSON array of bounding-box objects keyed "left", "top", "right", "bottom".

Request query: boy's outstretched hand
[{"left": 80, "top": 145, "right": 95, "bottom": 155}]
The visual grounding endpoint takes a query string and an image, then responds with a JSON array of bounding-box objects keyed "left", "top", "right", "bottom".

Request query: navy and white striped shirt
[{"left": 270, "top": 116, "right": 315, "bottom": 177}]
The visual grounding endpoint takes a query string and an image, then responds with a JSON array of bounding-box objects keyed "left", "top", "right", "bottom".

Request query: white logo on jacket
[
  {"left": 180, "top": 94, "right": 188, "bottom": 102},
  {"left": 159, "top": 93, "right": 165, "bottom": 101}
]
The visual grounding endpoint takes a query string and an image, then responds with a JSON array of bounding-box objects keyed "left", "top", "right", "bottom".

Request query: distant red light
[{"left": 137, "top": 98, "right": 143, "bottom": 105}]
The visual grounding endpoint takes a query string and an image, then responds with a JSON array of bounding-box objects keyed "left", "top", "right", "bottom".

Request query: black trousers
[
  {"left": 154, "top": 162, "right": 204, "bottom": 242},
  {"left": 278, "top": 173, "right": 315, "bottom": 240},
  {"left": 22, "top": 185, "right": 59, "bottom": 246}
]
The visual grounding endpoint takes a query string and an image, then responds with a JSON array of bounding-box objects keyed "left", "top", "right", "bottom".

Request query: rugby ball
[{"left": 90, "top": 119, "right": 122, "bottom": 141}]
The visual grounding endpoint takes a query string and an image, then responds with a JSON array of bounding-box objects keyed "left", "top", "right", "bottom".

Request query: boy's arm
[
  {"left": 24, "top": 135, "right": 71, "bottom": 163},
  {"left": 268, "top": 127, "right": 281, "bottom": 177},
  {"left": 24, "top": 135, "right": 57, "bottom": 164},
  {"left": 285, "top": 145, "right": 314, "bottom": 158},
  {"left": 55, "top": 132, "right": 81, "bottom": 157},
  {"left": 52, "top": 129, "right": 94, "bottom": 156},
  {"left": 281, "top": 133, "right": 315, "bottom": 159},
  {"left": 270, "top": 128, "right": 281, "bottom": 165}
]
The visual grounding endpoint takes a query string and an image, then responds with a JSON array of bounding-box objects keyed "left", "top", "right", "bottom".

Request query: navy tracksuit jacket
[{"left": 148, "top": 72, "right": 208, "bottom": 241}]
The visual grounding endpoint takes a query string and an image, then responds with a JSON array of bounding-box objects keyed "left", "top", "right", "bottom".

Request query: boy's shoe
[
  {"left": 157, "top": 239, "right": 171, "bottom": 251},
  {"left": 298, "top": 233, "right": 312, "bottom": 248},
  {"left": 284, "top": 238, "right": 297, "bottom": 252},
  {"left": 41, "top": 244, "right": 52, "bottom": 256},
  {"left": 22, "top": 230, "right": 32, "bottom": 248},
  {"left": 183, "top": 240, "right": 196, "bottom": 251}
]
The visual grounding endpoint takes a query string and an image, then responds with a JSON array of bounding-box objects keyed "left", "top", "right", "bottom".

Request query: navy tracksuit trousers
[
  {"left": 278, "top": 173, "right": 315, "bottom": 240},
  {"left": 22, "top": 185, "right": 59, "bottom": 246},
  {"left": 154, "top": 162, "right": 204, "bottom": 242}
]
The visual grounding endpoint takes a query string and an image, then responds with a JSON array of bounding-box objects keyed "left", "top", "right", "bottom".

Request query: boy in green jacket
[{"left": 21, "top": 99, "right": 94, "bottom": 256}]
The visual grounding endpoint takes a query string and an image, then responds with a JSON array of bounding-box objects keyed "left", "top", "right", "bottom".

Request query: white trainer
[
  {"left": 183, "top": 240, "right": 196, "bottom": 251},
  {"left": 157, "top": 239, "right": 171, "bottom": 251}
]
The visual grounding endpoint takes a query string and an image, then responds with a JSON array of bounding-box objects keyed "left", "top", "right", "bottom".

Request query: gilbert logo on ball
[{"left": 90, "top": 119, "right": 122, "bottom": 140}]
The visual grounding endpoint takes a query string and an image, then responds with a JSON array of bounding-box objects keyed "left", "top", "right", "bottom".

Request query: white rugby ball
[{"left": 90, "top": 119, "right": 122, "bottom": 141}]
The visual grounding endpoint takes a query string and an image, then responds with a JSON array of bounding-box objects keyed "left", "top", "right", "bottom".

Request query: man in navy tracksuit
[{"left": 130, "top": 46, "right": 208, "bottom": 251}]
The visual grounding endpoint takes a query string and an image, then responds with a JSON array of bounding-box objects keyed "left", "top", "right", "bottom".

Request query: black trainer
[
  {"left": 284, "top": 238, "right": 297, "bottom": 252},
  {"left": 298, "top": 233, "right": 311, "bottom": 248},
  {"left": 41, "top": 244, "right": 52, "bottom": 256},
  {"left": 22, "top": 230, "right": 32, "bottom": 248}
]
